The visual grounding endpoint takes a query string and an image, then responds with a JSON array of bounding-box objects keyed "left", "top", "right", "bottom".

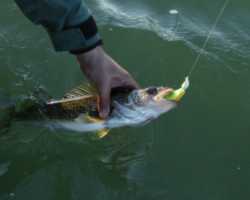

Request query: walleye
[{"left": 1, "top": 77, "right": 189, "bottom": 138}]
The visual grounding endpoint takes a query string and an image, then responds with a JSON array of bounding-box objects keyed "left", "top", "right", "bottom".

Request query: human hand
[{"left": 76, "top": 46, "right": 139, "bottom": 118}]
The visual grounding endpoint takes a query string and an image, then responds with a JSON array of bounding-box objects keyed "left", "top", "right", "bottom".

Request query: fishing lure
[{"left": 165, "top": 77, "right": 189, "bottom": 101}]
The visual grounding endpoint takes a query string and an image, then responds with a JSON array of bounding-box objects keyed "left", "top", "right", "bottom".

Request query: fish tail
[{"left": 0, "top": 87, "right": 51, "bottom": 133}]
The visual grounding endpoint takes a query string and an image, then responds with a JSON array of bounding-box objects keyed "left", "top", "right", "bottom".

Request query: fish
[{"left": 0, "top": 77, "right": 189, "bottom": 138}]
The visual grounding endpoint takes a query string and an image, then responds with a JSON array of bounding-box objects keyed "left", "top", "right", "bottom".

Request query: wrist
[{"left": 76, "top": 46, "right": 105, "bottom": 69}]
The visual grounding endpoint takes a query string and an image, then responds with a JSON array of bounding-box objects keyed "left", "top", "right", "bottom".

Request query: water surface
[{"left": 1, "top": 0, "right": 250, "bottom": 199}]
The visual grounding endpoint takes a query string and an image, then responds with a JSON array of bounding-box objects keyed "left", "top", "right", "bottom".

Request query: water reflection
[{"left": 0, "top": 124, "right": 151, "bottom": 199}]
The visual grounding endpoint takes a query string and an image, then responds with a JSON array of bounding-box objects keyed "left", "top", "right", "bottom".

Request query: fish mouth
[{"left": 153, "top": 87, "right": 173, "bottom": 101}]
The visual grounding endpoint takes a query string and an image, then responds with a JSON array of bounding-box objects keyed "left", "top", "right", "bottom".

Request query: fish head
[
  {"left": 132, "top": 77, "right": 190, "bottom": 104},
  {"left": 131, "top": 87, "right": 174, "bottom": 105}
]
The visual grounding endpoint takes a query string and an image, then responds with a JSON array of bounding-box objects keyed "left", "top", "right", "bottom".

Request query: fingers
[
  {"left": 99, "top": 84, "right": 111, "bottom": 119},
  {"left": 123, "top": 72, "right": 140, "bottom": 89},
  {"left": 98, "top": 79, "right": 138, "bottom": 119},
  {"left": 126, "top": 78, "right": 140, "bottom": 89}
]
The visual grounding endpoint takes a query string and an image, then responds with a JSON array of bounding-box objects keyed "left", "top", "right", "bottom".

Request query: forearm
[{"left": 14, "top": 0, "right": 102, "bottom": 52}]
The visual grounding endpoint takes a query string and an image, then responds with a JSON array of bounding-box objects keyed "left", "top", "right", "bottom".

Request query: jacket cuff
[{"left": 47, "top": 16, "right": 102, "bottom": 53}]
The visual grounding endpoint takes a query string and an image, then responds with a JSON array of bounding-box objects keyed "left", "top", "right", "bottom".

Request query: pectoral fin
[
  {"left": 95, "top": 128, "right": 110, "bottom": 139},
  {"left": 84, "top": 115, "right": 110, "bottom": 139}
]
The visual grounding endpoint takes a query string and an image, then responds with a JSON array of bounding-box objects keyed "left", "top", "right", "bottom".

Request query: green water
[{"left": 1, "top": 0, "right": 250, "bottom": 199}]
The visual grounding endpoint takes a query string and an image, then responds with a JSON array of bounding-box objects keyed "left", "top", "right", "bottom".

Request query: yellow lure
[{"left": 164, "top": 77, "right": 190, "bottom": 102}]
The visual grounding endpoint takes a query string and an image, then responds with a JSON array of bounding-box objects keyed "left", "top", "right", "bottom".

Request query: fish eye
[{"left": 146, "top": 87, "right": 158, "bottom": 95}]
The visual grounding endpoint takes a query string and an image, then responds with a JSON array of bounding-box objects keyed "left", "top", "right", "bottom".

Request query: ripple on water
[{"left": 93, "top": 0, "right": 250, "bottom": 73}]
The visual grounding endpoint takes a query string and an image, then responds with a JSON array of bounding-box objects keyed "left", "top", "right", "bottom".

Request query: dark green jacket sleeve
[{"left": 14, "top": 0, "right": 102, "bottom": 53}]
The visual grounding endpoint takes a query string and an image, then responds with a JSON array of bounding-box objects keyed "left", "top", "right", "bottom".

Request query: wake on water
[{"left": 92, "top": 0, "right": 250, "bottom": 73}]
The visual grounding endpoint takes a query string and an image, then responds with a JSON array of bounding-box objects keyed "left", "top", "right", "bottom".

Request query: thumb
[{"left": 99, "top": 85, "right": 111, "bottom": 119}]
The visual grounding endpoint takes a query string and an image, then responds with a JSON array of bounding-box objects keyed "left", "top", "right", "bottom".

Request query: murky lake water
[{"left": 1, "top": 0, "right": 250, "bottom": 199}]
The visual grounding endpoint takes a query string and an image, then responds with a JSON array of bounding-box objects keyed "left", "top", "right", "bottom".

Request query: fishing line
[{"left": 187, "top": 0, "right": 230, "bottom": 77}]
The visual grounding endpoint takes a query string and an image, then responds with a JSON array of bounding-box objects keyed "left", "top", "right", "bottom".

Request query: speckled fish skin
[{"left": 11, "top": 86, "right": 174, "bottom": 122}]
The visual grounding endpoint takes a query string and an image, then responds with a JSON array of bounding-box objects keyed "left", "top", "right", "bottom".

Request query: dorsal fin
[{"left": 64, "top": 83, "right": 98, "bottom": 99}]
